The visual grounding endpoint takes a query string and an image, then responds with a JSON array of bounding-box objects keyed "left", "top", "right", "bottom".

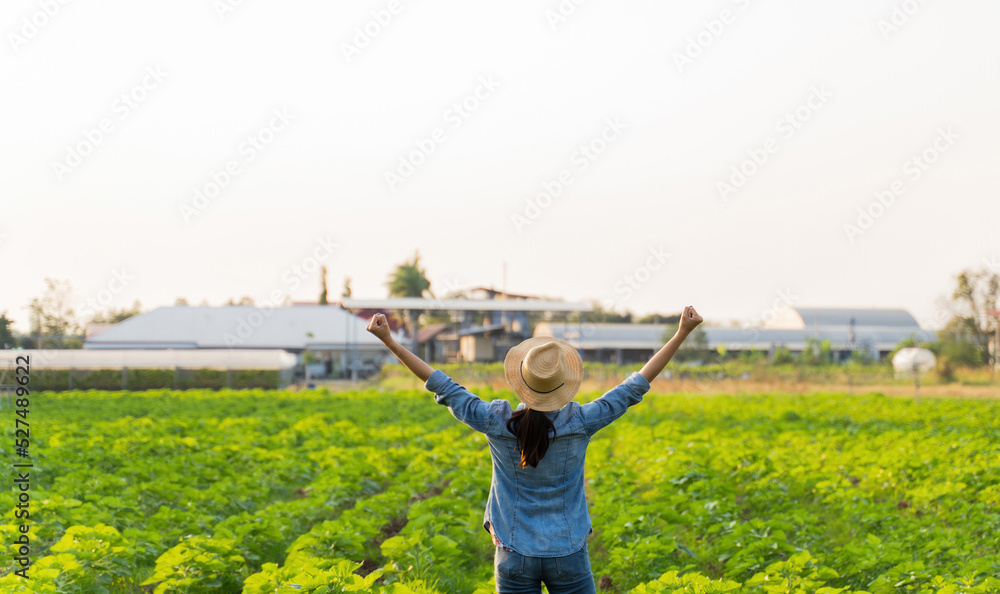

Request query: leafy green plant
[
  {"left": 45, "top": 523, "right": 135, "bottom": 593},
  {"left": 630, "top": 570, "right": 741, "bottom": 593},
  {"left": 7, "top": 386, "right": 998, "bottom": 593},
  {"left": 243, "top": 559, "right": 390, "bottom": 593},
  {"left": 139, "top": 535, "right": 247, "bottom": 593}
]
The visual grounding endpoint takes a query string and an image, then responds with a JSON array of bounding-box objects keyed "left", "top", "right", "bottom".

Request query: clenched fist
[
  {"left": 679, "top": 306, "right": 703, "bottom": 334},
  {"left": 366, "top": 313, "right": 392, "bottom": 342}
]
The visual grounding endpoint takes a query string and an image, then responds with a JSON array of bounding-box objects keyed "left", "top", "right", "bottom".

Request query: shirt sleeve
[
  {"left": 424, "top": 369, "right": 502, "bottom": 434},
  {"left": 578, "top": 371, "right": 651, "bottom": 436}
]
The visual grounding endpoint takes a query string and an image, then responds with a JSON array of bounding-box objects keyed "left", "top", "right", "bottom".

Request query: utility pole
[
  {"left": 501, "top": 262, "right": 508, "bottom": 330},
  {"left": 409, "top": 309, "right": 419, "bottom": 354},
  {"left": 989, "top": 310, "right": 1000, "bottom": 380}
]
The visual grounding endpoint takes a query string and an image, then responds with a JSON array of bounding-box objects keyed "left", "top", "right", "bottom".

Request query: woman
[{"left": 365, "top": 305, "right": 703, "bottom": 593}]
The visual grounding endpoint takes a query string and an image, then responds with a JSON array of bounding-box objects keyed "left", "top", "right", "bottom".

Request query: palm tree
[
  {"left": 386, "top": 251, "right": 432, "bottom": 298},
  {"left": 386, "top": 251, "right": 433, "bottom": 351}
]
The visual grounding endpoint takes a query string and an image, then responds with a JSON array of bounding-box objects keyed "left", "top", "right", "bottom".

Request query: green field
[{"left": 2, "top": 386, "right": 999, "bottom": 593}]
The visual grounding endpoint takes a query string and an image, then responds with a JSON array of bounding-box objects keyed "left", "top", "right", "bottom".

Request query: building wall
[{"left": 459, "top": 335, "right": 495, "bottom": 362}]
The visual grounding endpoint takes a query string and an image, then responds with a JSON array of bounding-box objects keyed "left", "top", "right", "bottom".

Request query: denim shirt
[{"left": 424, "top": 369, "right": 652, "bottom": 558}]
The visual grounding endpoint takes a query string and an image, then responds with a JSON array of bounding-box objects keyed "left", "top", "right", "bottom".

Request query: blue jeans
[{"left": 494, "top": 544, "right": 596, "bottom": 594}]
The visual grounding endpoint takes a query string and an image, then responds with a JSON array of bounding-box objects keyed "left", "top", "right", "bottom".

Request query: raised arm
[
  {"left": 638, "top": 306, "right": 703, "bottom": 383},
  {"left": 366, "top": 312, "right": 433, "bottom": 382}
]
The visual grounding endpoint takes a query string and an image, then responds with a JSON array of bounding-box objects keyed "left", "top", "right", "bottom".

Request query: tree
[
  {"left": 386, "top": 251, "right": 432, "bottom": 298},
  {"left": 944, "top": 266, "right": 999, "bottom": 365},
  {"left": 386, "top": 252, "right": 433, "bottom": 352},
  {"left": 226, "top": 296, "right": 255, "bottom": 306},
  {"left": 319, "top": 265, "right": 329, "bottom": 305},
  {"left": 570, "top": 302, "right": 632, "bottom": 324},
  {"left": 936, "top": 316, "right": 986, "bottom": 367},
  {"left": 25, "top": 278, "right": 80, "bottom": 348},
  {"left": 668, "top": 326, "right": 710, "bottom": 363},
  {"left": 772, "top": 345, "right": 794, "bottom": 365},
  {"left": 88, "top": 299, "right": 142, "bottom": 324},
  {"left": 799, "top": 337, "right": 833, "bottom": 366},
  {"left": 889, "top": 333, "right": 930, "bottom": 364},
  {"left": 342, "top": 277, "right": 352, "bottom": 299},
  {"left": 637, "top": 313, "right": 681, "bottom": 325},
  {"left": 174, "top": 297, "right": 190, "bottom": 306},
  {"left": 0, "top": 312, "right": 17, "bottom": 348}
]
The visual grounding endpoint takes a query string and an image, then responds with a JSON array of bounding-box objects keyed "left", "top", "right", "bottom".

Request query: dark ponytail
[{"left": 506, "top": 408, "right": 556, "bottom": 468}]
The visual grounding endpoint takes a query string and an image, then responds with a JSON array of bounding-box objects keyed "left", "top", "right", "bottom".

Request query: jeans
[{"left": 494, "top": 544, "right": 596, "bottom": 594}]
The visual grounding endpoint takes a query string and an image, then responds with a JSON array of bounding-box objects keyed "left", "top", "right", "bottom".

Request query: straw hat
[{"left": 503, "top": 337, "right": 583, "bottom": 411}]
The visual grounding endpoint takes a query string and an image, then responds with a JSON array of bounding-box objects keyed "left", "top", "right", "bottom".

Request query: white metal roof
[
  {"left": 340, "top": 297, "right": 592, "bottom": 312},
  {"left": 0, "top": 348, "right": 298, "bottom": 370},
  {"left": 83, "top": 305, "right": 395, "bottom": 350},
  {"left": 765, "top": 307, "right": 921, "bottom": 330},
  {"left": 536, "top": 319, "right": 934, "bottom": 352}
]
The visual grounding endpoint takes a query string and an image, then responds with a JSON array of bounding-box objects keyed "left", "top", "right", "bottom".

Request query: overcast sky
[{"left": 2, "top": 0, "right": 998, "bottom": 333}]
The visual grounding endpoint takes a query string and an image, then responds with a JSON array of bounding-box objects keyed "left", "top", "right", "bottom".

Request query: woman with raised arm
[{"left": 366, "top": 305, "right": 704, "bottom": 594}]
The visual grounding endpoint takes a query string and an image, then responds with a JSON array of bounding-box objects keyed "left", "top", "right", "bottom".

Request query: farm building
[
  {"left": 77, "top": 293, "right": 592, "bottom": 377},
  {"left": 535, "top": 307, "right": 935, "bottom": 364},
  {"left": 341, "top": 290, "right": 592, "bottom": 363},
  {"left": 83, "top": 305, "right": 400, "bottom": 379}
]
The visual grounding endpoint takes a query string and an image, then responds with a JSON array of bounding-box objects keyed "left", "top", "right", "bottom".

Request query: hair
[{"left": 506, "top": 408, "right": 556, "bottom": 468}]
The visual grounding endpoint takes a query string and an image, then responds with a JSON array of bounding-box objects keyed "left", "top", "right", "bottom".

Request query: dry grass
[
  {"left": 308, "top": 373, "right": 1000, "bottom": 400},
  {"left": 640, "top": 377, "right": 1000, "bottom": 399}
]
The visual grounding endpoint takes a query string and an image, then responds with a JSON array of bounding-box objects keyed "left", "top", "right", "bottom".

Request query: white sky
[{"left": 2, "top": 0, "right": 998, "bottom": 333}]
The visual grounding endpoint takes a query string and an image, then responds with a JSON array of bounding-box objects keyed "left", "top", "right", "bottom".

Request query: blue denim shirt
[{"left": 424, "top": 369, "right": 652, "bottom": 558}]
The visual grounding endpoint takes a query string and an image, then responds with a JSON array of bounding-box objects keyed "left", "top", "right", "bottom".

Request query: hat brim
[{"left": 504, "top": 337, "right": 583, "bottom": 411}]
